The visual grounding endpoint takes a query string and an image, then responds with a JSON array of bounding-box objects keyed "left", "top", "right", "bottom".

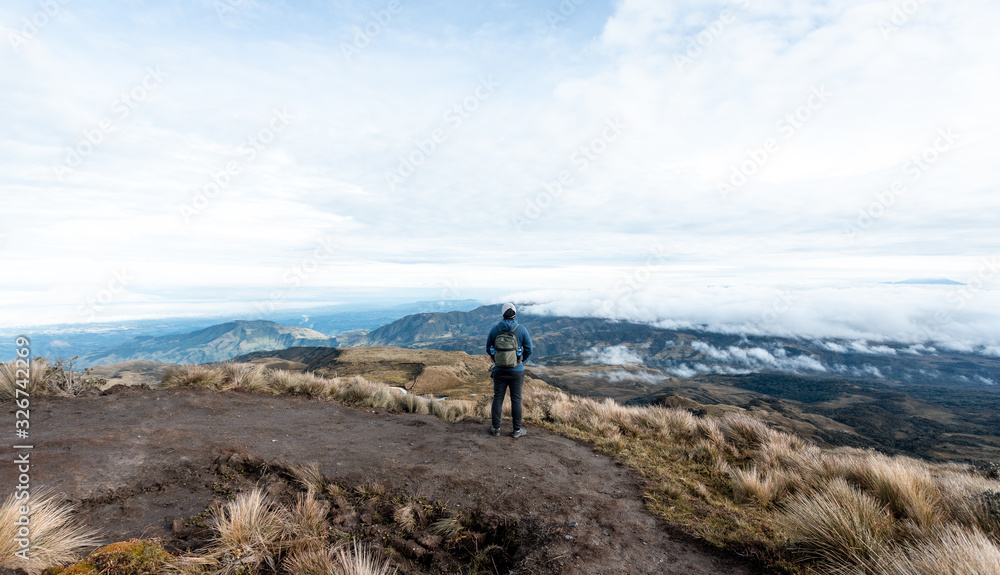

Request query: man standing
[{"left": 486, "top": 303, "right": 533, "bottom": 438}]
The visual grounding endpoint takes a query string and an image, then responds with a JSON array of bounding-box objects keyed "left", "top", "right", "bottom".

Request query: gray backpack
[{"left": 494, "top": 326, "right": 521, "bottom": 368}]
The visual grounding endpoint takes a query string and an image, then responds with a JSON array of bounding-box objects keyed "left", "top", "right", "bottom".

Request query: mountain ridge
[{"left": 81, "top": 319, "right": 338, "bottom": 365}]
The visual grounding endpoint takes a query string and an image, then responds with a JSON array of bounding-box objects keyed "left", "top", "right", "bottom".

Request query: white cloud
[
  {"left": 599, "top": 369, "right": 668, "bottom": 384},
  {"left": 847, "top": 341, "right": 897, "bottom": 355},
  {"left": 666, "top": 362, "right": 755, "bottom": 378},
  {"left": 583, "top": 345, "right": 644, "bottom": 365},
  {"left": 903, "top": 343, "right": 936, "bottom": 355},
  {"left": 690, "top": 341, "right": 827, "bottom": 372},
  {"left": 665, "top": 364, "right": 699, "bottom": 378},
  {"left": 830, "top": 363, "right": 885, "bottom": 379},
  {"left": 818, "top": 341, "right": 849, "bottom": 353}
]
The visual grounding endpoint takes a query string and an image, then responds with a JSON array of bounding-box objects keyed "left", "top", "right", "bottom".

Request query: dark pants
[{"left": 491, "top": 369, "right": 524, "bottom": 431}]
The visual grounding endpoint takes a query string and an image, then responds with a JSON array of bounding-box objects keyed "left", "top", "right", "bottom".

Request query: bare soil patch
[{"left": 1, "top": 386, "right": 770, "bottom": 574}]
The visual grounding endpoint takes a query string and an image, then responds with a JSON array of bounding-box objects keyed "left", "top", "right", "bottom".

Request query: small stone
[
  {"left": 568, "top": 521, "right": 578, "bottom": 527},
  {"left": 417, "top": 533, "right": 443, "bottom": 549},
  {"left": 388, "top": 535, "right": 426, "bottom": 559},
  {"left": 564, "top": 535, "right": 573, "bottom": 540}
]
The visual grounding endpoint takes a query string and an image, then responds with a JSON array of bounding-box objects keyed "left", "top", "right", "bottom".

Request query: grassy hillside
[{"left": 244, "top": 346, "right": 1000, "bottom": 466}]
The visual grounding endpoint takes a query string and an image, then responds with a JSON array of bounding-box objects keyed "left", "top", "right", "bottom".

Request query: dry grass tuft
[
  {"left": 289, "top": 463, "right": 326, "bottom": 494},
  {"left": 719, "top": 412, "right": 775, "bottom": 453},
  {"left": 354, "top": 481, "right": 386, "bottom": 501},
  {"left": 397, "top": 393, "right": 430, "bottom": 414},
  {"left": 392, "top": 504, "right": 417, "bottom": 534},
  {"left": 283, "top": 543, "right": 396, "bottom": 575},
  {"left": 337, "top": 376, "right": 382, "bottom": 405},
  {"left": 283, "top": 546, "right": 339, "bottom": 575},
  {"left": 0, "top": 357, "right": 49, "bottom": 400},
  {"left": 780, "top": 478, "right": 894, "bottom": 571},
  {"left": 367, "top": 386, "right": 400, "bottom": 410},
  {"left": 209, "top": 488, "right": 289, "bottom": 574},
  {"left": 263, "top": 369, "right": 299, "bottom": 394},
  {"left": 429, "top": 399, "right": 474, "bottom": 422},
  {"left": 730, "top": 465, "right": 794, "bottom": 507},
  {"left": 880, "top": 524, "right": 1000, "bottom": 575},
  {"left": 288, "top": 493, "right": 331, "bottom": 552},
  {"left": 0, "top": 491, "right": 100, "bottom": 574},
  {"left": 162, "top": 364, "right": 224, "bottom": 389},
  {"left": 335, "top": 543, "right": 396, "bottom": 575},
  {"left": 430, "top": 516, "right": 463, "bottom": 541},
  {"left": 325, "top": 483, "right": 348, "bottom": 499},
  {"left": 844, "top": 453, "right": 944, "bottom": 529},
  {"left": 220, "top": 361, "right": 269, "bottom": 392}
]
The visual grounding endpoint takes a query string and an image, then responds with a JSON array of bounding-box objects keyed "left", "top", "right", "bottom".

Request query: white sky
[{"left": 1, "top": 0, "right": 998, "bottom": 344}]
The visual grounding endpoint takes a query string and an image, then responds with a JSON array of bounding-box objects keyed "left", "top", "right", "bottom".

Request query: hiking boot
[
  {"left": 490, "top": 427, "right": 500, "bottom": 436},
  {"left": 511, "top": 428, "right": 526, "bottom": 439}
]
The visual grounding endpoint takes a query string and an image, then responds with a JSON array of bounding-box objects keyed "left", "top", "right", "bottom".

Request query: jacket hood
[{"left": 498, "top": 319, "right": 518, "bottom": 331}]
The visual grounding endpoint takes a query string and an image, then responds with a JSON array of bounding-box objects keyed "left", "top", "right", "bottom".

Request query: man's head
[{"left": 501, "top": 303, "right": 516, "bottom": 320}]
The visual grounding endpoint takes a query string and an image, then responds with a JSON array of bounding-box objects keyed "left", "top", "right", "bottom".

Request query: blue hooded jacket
[{"left": 486, "top": 318, "right": 532, "bottom": 372}]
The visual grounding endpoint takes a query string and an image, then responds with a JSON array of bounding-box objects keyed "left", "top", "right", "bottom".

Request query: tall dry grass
[
  {"left": 159, "top": 478, "right": 395, "bottom": 575},
  {"left": 0, "top": 358, "right": 49, "bottom": 400},
  {"left": 511, "top": 385, "right": 1000, "bottom": 574},
  {"left": 0, "top": 491, "right": 100, "bottom": 574},
  {"left": 289, "top": 462, "right": 327, "bottom": 494},
  {"left": 779, "top": 478, "right": 895, "bottom": 571},
  {"left": 193, "top": 484, "right": 395, "bottom": 575},
  {"left": 162, "top": 364, "right": 226, "bottom": 389},
  {"left": 880, "top": 524, "right": 1000, "bottom": 575},
  {"left": 209, "top": 488, "right": 289, "bottom": 574},
  {"left": 288, "top": 493, "right": 331, "bottom": 552},
  {"left": 160, "top": 363, "right": 474, "bottom": 422},
  {"left": 283, "top": 543, "right": 395, "bottom": 575}
]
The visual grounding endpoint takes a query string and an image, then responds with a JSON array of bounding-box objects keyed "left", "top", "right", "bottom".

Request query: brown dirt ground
[{"left": 1, "top": 386, "right": 775, "bottom": 574}]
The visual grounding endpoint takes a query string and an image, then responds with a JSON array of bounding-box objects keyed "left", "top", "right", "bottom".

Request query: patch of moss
[
  {"left": 53, "top": 561, "right": 97, "bottom": 575},
  {"left": 53, "top": 540, "right": 173, "bottom": 575}
]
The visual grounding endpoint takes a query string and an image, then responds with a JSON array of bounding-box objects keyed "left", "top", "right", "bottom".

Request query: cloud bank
[{"left": 520, "top": 280, "right": 1000, "bottom": 352}]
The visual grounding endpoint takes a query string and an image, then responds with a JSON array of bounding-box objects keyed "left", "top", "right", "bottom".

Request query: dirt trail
[{"left": 2, "top": 387, "right": 769, "bottom": 574}]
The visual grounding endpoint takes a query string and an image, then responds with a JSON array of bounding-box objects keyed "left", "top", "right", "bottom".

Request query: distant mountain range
[
  {"left": 357, "top": 305, "right": 1000, "bottom": 393},
  {"left": 81, "top": 320, "right": 338, "bottom": 365},
  {"left": 5, "top": 299, "right": 481, "bottom": 364},
  {"left": 80, "top": 305, "right": 1000, "bottom": 394}
]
